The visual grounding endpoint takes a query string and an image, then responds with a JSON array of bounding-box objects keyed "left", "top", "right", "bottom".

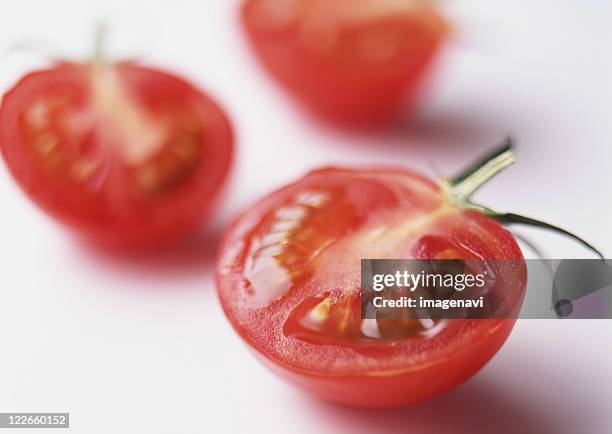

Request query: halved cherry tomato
[
  {"left": 241, "top": 0, "right": 448, "bottom": 124},
  {"left": 0, "top": 61, "right": 233, "bottom": 247},
  {"left": 216, "top": 162, "right": 526, "bottom": 407}
]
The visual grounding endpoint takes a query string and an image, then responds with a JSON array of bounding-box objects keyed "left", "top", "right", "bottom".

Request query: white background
[{"left": 0, "top": 1, "right": 611, "bottom": 433}]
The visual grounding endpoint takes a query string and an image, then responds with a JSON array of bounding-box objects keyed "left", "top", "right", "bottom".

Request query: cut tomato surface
[
  {"left": 216, "top": 167, "right": 526, "bottom": 407},
  {"left": 0, "top": 61, "right": 233, "bottom": 247},
  {"left": 242, "top": 0, "right": 449, "bottom": 124}
]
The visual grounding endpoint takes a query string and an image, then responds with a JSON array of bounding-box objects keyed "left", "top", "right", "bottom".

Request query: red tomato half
[
  {"left": 242, "top": 0, "right": 449, "bottom": 124},
  {"left": 0, "top": 62, "right": 233, "bottom": 247},
  {"left": 216, "top": 167, "right": 526, "bottom": 407}
]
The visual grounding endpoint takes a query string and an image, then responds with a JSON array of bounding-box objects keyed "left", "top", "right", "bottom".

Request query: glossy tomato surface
[
  {"left": 242, "top": 0, "right": 448, "bottom": 124},
  {"left": 216, "top": 167, "right": 526, "bottom": 407},
  {"left": 0, "top": 62, "right": 233, "bottom": 247}
]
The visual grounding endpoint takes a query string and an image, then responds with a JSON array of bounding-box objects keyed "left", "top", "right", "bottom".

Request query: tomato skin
[
  {"left": 0, "top": 62, "right": 234, "bottom": 247},
  {"left": 216, "top": 167, "right": 525, "bottom": 407},
  {"left": 241, "top": 0, "right": 448, "bottom": 124},
  {"left": 257, "top": 319, "right": 516, "bottom": 407}
]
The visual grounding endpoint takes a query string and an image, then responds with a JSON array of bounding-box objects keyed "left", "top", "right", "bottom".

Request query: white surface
[{"left": 0, "top": 1, "right": 611, "bottom": 433}]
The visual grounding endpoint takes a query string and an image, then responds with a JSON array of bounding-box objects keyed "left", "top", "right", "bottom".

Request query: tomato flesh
[
  {"left": 242, "top": 0, "right": 448, "bottom": 124},
  {"left": 216, "top": 167, "right": 526, "bottom": 407},
  {"left": 0, "top": 62, "right": 233, "bottom": 247}
]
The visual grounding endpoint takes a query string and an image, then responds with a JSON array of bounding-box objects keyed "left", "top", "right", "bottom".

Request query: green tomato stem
[
  {"left": 93, "top": 22, "right": 108, "bottom": 67},
  {"left": 487, "top": 212, "right": 604, "bottom": 260},
  {"left": 447, "top": 138, "right": 605, "bottom": 260},
  {"left": 449, "top": 136, "right": 514, "bottom": 204}
]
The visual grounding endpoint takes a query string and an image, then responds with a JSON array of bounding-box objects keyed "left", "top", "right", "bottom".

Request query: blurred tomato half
[
  {"left": 242, "top": 0, "right": 449, "bottom": 125},
  {"left": 0, "top": 60, "right": 234, "bottom": 248}
]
